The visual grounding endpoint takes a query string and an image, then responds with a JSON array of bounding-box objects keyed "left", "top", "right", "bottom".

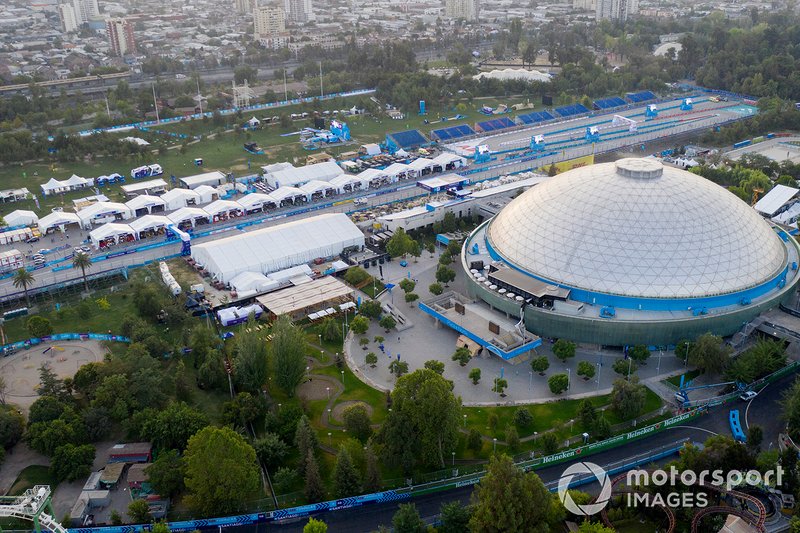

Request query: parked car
[
  {"left": 740, "top": 390, "right": 758, "bottom": 402},
  {"left": 25, "top": 237, "right": 39, "bottom": 243}
]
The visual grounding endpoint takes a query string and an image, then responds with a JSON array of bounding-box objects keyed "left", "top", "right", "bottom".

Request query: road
[{"left": 242, "top": 369, "right": 797, "bottom": 532}]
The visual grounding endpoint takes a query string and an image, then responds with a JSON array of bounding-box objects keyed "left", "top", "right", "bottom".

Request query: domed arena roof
[{"left": 486, "top": 158, "right": 788, "bottom": 299}]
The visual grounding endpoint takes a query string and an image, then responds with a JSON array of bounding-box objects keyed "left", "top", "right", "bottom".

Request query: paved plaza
[{"left": 344, "top": 248, "right": 688, "bottom": 406}]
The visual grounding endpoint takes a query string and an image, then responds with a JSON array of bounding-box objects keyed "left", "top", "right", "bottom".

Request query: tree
[
  {"left": 389, "top": 359, "right": 409, "bottom": 378},
  {"left": 0, "top": 407, "right": 25, "bottom": 448},
  {"left": 552, "top": 339, "right": 576, "bottom": 361},
  {"left": 435, "top": 265, "right": 456, "bottom": 286},
  {"left": 272, "top": 316, "right": 308, "bottom": 396},
  {"left": 392, "top": 503, "right": 426, "bottom": 533},
  {"left": 359, "top": 299, "right": 382, "bottom": 319},
  {"left": 429, "top": 282, "right": 443, "bottom": 295},
  {"left": 50, "top": 443, "right": 95, "bottom": 482},
  {"left": 379, "top": 315, "right": 396, "bottom": 331},
  {"left": 72, "top": 252, "right": 92, "bottom": 292},
  {"left": 364, "top": 446, "right": 381, "bottom": 492},
  {"left": 343, "top": 404, "right": 372, "bottom": 442},
  {"left": 424, "top": 359, "right": 445, "bottom": 375},
  {"left": 350, "top": 315, "right": 370, "bottom": 335},
  {"left": 303, "top": 518, "right": 328, "bottom": 533},
  {"left": 404, "top": 293, "right": 419, "bottom": 303},
  {"left": 183, "top": 426, "right": 260, "bottom": 516},
  {"left": 127, "top": 499, "right": 152, "bottom": 524},
  {"left": 273, "top": 467, "right": 298, "bottom": 494},
  {"left": 365, "top": 352, "right": 378, "bottom": 368},
  {"left": 531, "top": 356, "right": 550, "bottom": 375},
  {"left": 320, "top": 317, "right": 340, "bottom": 342},
  {"left": 747, "top": 425, "right": 764, "bottom": 452},
  {"left": 548, "top": 373, "right": 569, "bottom": 394},
  {"left": 333, "top": 446, "right": 361, "bottom": 497},
  {"left": 223, "top": 391, "right": 263, "bottom": 429},
  {"left": 254, "top": 433, "right": 289, "bottom": 469},
  {"left": 452, "top": 346, "right": 471, "bottom": 366},
  {"left": 295, "top": 415, "right": 319, "bottom": 474},
  {"left": 13, "top": 268, "right": 34, "bottom": 306},
  {"left": 540, "top": 433, "right": 559, "bottom": 455},
  {"left": 593, "top": 414, "right": 612, "bottom": 440},
  {"left": 578, "top": 522, "right": 616, "bottom": 533},
  {"left": 399, "top": 278, "right": 416, "bottom": 294},
  {"left": 304, "top": 451, "right": 325, "bottom": 503},
  {"left": 439, "top": 501, "right": 471, "bottom": 533},
  {"left": 344, "top": 267, "right": 369, "bottom": 286},
  {"left": 578, "top": 399, "right": 597, "bottom": 429},
  {"left": 577, "top": 361, "right": 595, "bottom": 380},
  {"left": 234, "top": 328, "right": 269, "bottom": 394},
  {"left": 426, "top": 242, "right": 436, "bottom": 256},
  {"left": 513, "top": 407, "right": 533, "bottom": 427},
  {"left": 141, "top": 402, "right": 208, "bottom": 451},
  {"left": 27, "top": 316, "right": 52, "bottom": 338},
  {"left": 145, "top": 449, "right": 184, "bottom": 497},
  {"left": 612, "top": 358, "right": 637, "bottom": 377},
  {"left": 494, "top": 378, "right": 508, "bottom": 396},
  {"left": 37, "top": 365, "right": 64, "bottom": 398},
  {"left": 611, "top": 377, "right": 646, "bottom": 419},
  {"left": 469, "top": 368, "right": 481, "bottom": 385},
  {"left": 110, "top": 510, "right": 122, "bottom": 525},
  {"left": 386, "top": 228, "right": 414, "bottom": 258},
  {"left": 628, "top": 345, "right": 650, "bottom": 364},
  {"left": 505, "top": 425, "right": 520, "bottom": 451},
  {"left": 380, "top": 369, "right": 461, "bottom": 471},
  {"left": 469, "top": 454, "right": 562, "bottom": 532},
  {"left": 689, "top": 333, "right": 732, "bottom": 374},
  {"left": 467, "top": 429, "right": 483, "bottom": 451}
]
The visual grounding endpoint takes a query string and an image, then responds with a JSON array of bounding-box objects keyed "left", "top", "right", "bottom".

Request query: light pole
[
  {"left": 627, "top": 357, "right": 633, "bottom": 380},
  {"left": 567, "top": 368, "right": 571, "bottom": 390},
  {"left": 528, "top": 371, "right": 532, "bottom": 391},
  {"left": 493, "top": 438, "right": 497, "bottom": 452},
  {"left": 328, "top": 432, "right": 332, "bottom": 446},
  {"left": 569, "top": 419, "right": 574, "bottom": 433},
  {"left": 463, "top": 414, "right": 467, "bottom": 428},
  {"left": 684, "top": 341, "right": 689, "bottom": 366},
  {"left": 341, "top": 369, "right": 345, "bottom": 389},
  {"left": 452, "top": 451, "right": 455, "bottom": 466},
  {"left": 596, "top": 362, "right": 601, "bottom": 391},
  {"left": 657, "top": 350, "right": 662, "bottom": 374},
  {"left": 326, "top": 386, "right": 330, "bottom": 399}
]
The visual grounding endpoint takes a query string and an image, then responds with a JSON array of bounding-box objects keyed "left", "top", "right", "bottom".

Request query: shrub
[
  {"left": 428, "top": 282, "right": 443, "bottom": 295},
  {"left": 513, "top": 407, "right": 533, "bottom": 427},
  {"left": 548, "top": 373, "right": 569, "bottom": 394},
  {"left": 577, "top": 361, "right": 596, "bottom": 380}
]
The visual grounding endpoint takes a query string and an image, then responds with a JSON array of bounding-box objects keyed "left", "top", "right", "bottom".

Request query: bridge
[{"left": 0, "top": 486, "right": 66, "bottom": 533}]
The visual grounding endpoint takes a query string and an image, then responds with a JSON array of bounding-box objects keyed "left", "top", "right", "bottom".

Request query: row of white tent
[{"left": 41, "top": 175, "right": 94, "bottom": 196}]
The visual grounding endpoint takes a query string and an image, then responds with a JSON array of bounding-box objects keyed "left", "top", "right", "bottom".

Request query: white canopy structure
[
  {"left": 270, "top": 186, "right": 308, "bottom": 205},
  {"left": 361, "top": 143, "right": 381, "bottom": 156},
  {"left": 168, "top": 207, "right": 210, "bottom": 228},
  {"left": 89, "top": 223, "right": 136, "bottom": 248},
  {"left": 331, "top": 174, "right": 369, "bottom": 192},
  {"left": 238, "top": 193, "right": 276, "bottom": 213},
  {"left": 41, "top": 175, "right": 94, "bottom": 196},
  {"left": 125, "top": 195, "right": 166, "bottom": 215},
  {"left": 120, "top": 179, "right": 167, "bottom": 197},
  {"left": 356, "top": 168, "right": 388, "bottom": 187},
  {"left": 203, "top": 200, "right": 243, "bottom": 219},
  {"left": 432, "top": 152, "right": 467, "bottom": 170},
  {"left": 77, "top": 202, "right": 133, "bottom": 228},
  {"left": 129, "top": 215, "right": 172, "bottom": 236},
  {"left": 194, "top": 185, "right": 218, "bottom": 205},
  {"left": 300, "top": 180, "right": 337, "bottom": 198},
  {"left": 754, "top": 184, "right": 799, "bottom": 217},
  {"left": 474, "top": 68, "right": 552, "bottom": 83},
  {"left": 408, "top": 157, "right": 435, "bottom": 174},
  {"left": 161, "top": 188, "right": 200, "bottom": 211},
  {"left": 191, "top": 213, "right": 365, "bottom": 283},
  {"left": 264, "top": 161, "right": 343, "bottom": 188},
  {"left": 4, "top": 210, "right": 38, "bottom": 227},
  {"left": 38, "top": 211, "right": 81, "bottom": 233},
  {"left": 179, "top": 171, "right": 227, "bottom": 190},
  {"left": 230, "top": 271, "right": 280, "bottom": 294},
  {"left": 383, "top": 162, "right": 412, "bottom": 180}
]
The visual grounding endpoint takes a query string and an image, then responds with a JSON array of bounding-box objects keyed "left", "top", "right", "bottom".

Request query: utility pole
[
  {"left": 152, "top": 84, "right": 160, "bottom": 123},
  {"left": 319, "top": 61, "right": 323, "bottom": 98},
  {"left": 196, "top": 77, "right": 203, "bottom": 114},
  {"left": 283, "top": 68, "right": 288, "bottom": 101}
]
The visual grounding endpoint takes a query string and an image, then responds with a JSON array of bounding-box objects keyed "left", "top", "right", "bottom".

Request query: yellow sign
[{"left": 542, "top": 154, "right": 595, "bottom": 175}]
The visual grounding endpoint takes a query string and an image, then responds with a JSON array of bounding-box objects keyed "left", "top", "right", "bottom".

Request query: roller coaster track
[
  {"left": 0, "top": 485, "right": 67, "bottom": 533},
  {"left": 599, "top": 471, "right": 677, "bottom": 533}
]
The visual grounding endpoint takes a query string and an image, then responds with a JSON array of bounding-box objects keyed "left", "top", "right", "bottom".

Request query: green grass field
[{"left": 7, "top": 465, "right": 57, "bottom": 496}]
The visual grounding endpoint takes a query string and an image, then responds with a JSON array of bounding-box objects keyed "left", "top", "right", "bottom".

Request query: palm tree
[
  {"left": 72, "top": 252, "right": 92, "bottom": 292},
  {"left": 12, "top": 268, "right": 34, "bottom": 307}
]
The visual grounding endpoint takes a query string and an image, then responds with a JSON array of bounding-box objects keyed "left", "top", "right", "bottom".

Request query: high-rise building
[
  {"left": 58, "top": 2, "right": 79, "bottom": 33},
  {"left": 234, "top": 0, "right": 255, "bottom": 14},
  {"left": 254, "top": 5, "right": 286, "bottom": 39},
  {"left": 445, "top": 0, "right": 479, "bottom": 21},
  {"left": 106, "top": 17, "right": 136, "bottom": 56},
  {"left": 595, "top": 0, "right": 638, "bottom": 21},
  {"left": 573, "top": 0, "right": 596, "bottom": 11},
  {"left": 71, "top": 0, "right": 100, "bottom": 24},
  {"left": 284, "top": 0, "right": 312, "bottom": 24}
]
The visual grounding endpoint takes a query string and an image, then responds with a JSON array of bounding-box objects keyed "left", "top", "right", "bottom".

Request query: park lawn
[
  {"left": 315, "top": 364, "right": 389, "bottom": 425},
  {"left": 7, "top": 465, "right": 57, "bottom": 496},
  {"left": 666, "top": 368, "right": 702, "bottom": 388},
  {"left": 601, "top": 386, "right": 663, "bottom": 426}
]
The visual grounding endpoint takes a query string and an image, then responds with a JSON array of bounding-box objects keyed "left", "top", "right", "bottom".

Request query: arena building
[{"left": 460, "top": 158, "right": 800, "bottom": 346}]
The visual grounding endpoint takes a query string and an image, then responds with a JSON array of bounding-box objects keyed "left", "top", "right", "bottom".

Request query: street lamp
[
  {"left": 627, "top": 357, "right": 633, "bottom": 380},
  {"left": 341, "top": 369, "right": 345, "bottom": 388},
  {"left": 596, "top": 363, "right": 601, "bottom": 391},
  {"left": 567, "top": 368, "right": 571, "bottom": 390},
  {"left": 493, "top": 438, "right": 497, "bottom": 452},
  {"left": 657, "top": 350, "right": 662, "bottom": 374},
  {"left": 569, "top": 419, "right": 574, "bottom": 433},
  {"left": 684, "top": 341, "right": 689, "bottom": 366},
  {"left": 327, "top": 432, "right": 332, "bottom": 446},
  {"left": 528, "top": 371, "right": 533, "bottom": 391},
  {"left": 326, "top": 386, "right": 330, "bottom": 399},
  {"left": 452, "top": 451, "right": 455, "bottom": 466},
  {"left": 463, "top": 414, "right": 467, "bottom": 428}
]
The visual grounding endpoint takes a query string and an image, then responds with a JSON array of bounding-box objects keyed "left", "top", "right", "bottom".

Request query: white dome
[{"left": 486, "top": 158, "right": 788, "bottom": 299}]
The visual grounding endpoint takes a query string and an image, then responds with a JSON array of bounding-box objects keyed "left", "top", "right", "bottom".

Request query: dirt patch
[
  {"left": 331, "top": 400, "right": 373, "bottom": 423},
  {"left": 296, "top": 378, "right": 335, "bottom": 401}
]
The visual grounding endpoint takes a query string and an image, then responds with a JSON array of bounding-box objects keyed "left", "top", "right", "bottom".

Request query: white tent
[
  {"left": 754, "top": 184, "right": 799, "bottom": 217},
  {"left": 238, "top": 193, "right": 276, "bottom": 213},
  {"left": 356, "top": 168, "right": 389, "bottom": 187},
  {"left": 203, "top": 200, "right": 243, "bottom": 219},
  {"left": 432, "top": 152, "right": 467, "bottom": 170},
  {"left": 77, "top": 202, "right": 133, "bottom": 227},
  {"left": 129, "top": 215, "right": 172, "bottom": 236},
  {"left": 264, "top": 161, "right": 343, "bottom": 188},
  {"left": 38, "top": 211, "right": 81, "bottom": 233},
  {"left": 330, "top": 174, "right": 369, "bottom": 192},
  {"left": 125, "top": 195, "right": 166, "bottom": 215},
  {"left": 383, "top": 162, "right": 412, "bottom": 180},
  {"left": 230, "top": 271, "right": 280, "bottom": 293},
  {"left": 179, "top": 171, "right": 227, "bottom": 190},
  {"left": 300, "top": 180, "right": 338, "bottom": 198},
  {"left": 361, "top": 143, "right": 381, "bottom": 156},
  {"left": 247, "top": 117, "right": 260, "bottom": 127},
  {"left": 4, "top": 210, "right": 38, "bottom": 227},
  {"left": 168, "top": 207, "right": 210, "bottom": 228},
  {"left": 89, "top": 223, "right": 136, "bottom": 248},
  {"left": 194, "top": 185, "right": 218, "bottom": 205},
  {"left": 191, "top": 213, "right": 365, "bottom": 283},
  {"left": 408, "top": 157, "right": 435, "bottom": 174},
  {"left": 161, "top": 188, "right": 201, "bottom": 211},
  {"left": 41, "top": 178, "right": 65, "bottom": 195},
  {"left": 270, "top": 186, "right": 308, "bottom": 205}
]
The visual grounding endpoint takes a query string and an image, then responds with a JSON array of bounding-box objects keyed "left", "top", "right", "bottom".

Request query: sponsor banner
[{"left": 544, "top": 154, "right": 595, "bottom": 174}]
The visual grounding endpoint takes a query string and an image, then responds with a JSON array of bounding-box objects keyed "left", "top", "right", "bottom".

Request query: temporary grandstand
[
  {"left": 515, "top": 110, "right": 555, "bottom": 125},
  {"left": 386, "top": 130, "right": 429, "bottom": 152},
  {"left": 593, "top": 96, "right": 627, "bottom": 110},
  {"left": 431, "top": 124, "right": 476, "bottom": 142},
  {"left": 626, "top": 91, "right": 657, "bottom": 103},
  {"left": 190, "top": 213, "right": 365, "bottom": 283},
  {"left": 555, "top": 103, "right": 590, "bottom": 118},
  {"left": 476, "top": 117, "right": 516, "bottom": 133}
]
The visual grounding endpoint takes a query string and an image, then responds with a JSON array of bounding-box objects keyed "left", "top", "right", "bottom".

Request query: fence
[{"left": 1, "top": 332, "right": 130, "bottom": 355}]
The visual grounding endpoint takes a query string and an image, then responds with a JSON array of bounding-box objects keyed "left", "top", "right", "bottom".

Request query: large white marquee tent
[{"left": 191, "top": 213, "right": 364, "bottom": 283}]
